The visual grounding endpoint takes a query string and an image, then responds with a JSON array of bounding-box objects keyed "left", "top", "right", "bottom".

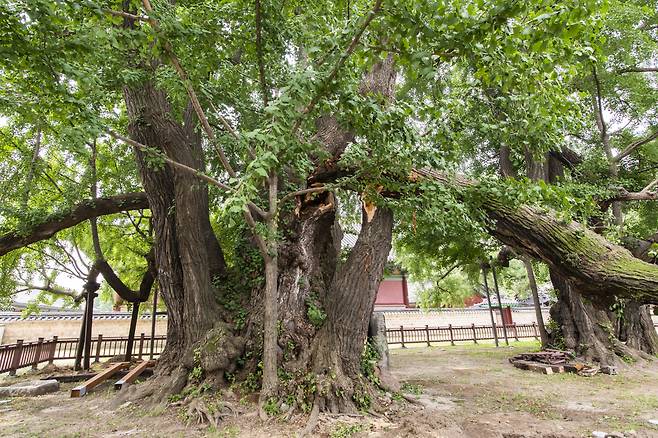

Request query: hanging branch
[
  {"left": 255, "top": 0, "right": 269, "bottom": 107},
  {"left": 0, "top": 193, "right": 149, "bottom": 256},
  {"left": 613, "top": 130, "right": 658, "bottom": 163},
  {"left": 87, "top": 139, "right": 156, "bottom": 303},
  {"left": 107, "top": 130, "right": 269, "bottom": 219}
]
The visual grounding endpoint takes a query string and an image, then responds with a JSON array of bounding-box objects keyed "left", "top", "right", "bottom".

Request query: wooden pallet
[
  {"left": 510, "top": 359, "right": 564, "bottom": 374},
  {"left": 114, "top": 360, "right": 155, "bottom": 390},
  {"left": 70, "top": 362, "right": 130, "bottom": 397}
]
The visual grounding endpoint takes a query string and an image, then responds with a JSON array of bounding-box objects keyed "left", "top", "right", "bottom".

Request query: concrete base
[{"left": 0, "top": 379, "right": 59, "bottom": 397}]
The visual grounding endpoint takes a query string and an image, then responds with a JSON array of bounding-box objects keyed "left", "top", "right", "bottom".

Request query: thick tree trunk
[
  {"left": 307, "top": 206, "right": 394, "bottom": 413},
  {"left": 548, "top": 272, "right": 657, "bottom": 365},
  {"left": 122, "top": 83, "right": 238, "bottom": 399},
  {"left": 257, "top": 189, "right": 394, "bottom": 414},
  {"left": 617, "top": 300, "right": 658, "bottom": 356}
]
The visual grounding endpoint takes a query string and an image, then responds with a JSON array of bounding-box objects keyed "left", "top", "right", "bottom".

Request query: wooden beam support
[
  {"left": 70, "top": 362, "right": 130, "bottom": 397},
  {"left": 114, "top": 360, "right": 155, "bottom": 390}
]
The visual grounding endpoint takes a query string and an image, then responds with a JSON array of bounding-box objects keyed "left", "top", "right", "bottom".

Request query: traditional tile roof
[{"left": 0, "top": 311, "right": 166, "bottom": 323}]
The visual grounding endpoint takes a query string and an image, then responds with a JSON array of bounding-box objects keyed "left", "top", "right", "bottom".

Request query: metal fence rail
[{"left": 0, "top": 334, "right": 167, "bottom": 375}]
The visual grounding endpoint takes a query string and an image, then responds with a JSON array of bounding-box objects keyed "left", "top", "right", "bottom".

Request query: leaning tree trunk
[{"left": 493, "top": 149, "right": 658, "bottom": 365}]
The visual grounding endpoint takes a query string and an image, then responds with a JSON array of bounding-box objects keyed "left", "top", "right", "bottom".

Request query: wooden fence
[
  {"left": 3, "top": 322, "right": 658, "bottom": 374},
  {"left": 386, "top": 322, "right": 658, "bottom": 348},
  {"left": 0, "top": 334, "right": 166, "bottom": 375}
]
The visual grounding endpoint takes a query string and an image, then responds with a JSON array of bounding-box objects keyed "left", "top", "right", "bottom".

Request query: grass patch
[{"left": 330, "top": 422, "right": 369, "bottom": 438}]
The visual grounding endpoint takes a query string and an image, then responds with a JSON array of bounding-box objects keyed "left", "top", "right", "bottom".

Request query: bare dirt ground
[{"left": 1, "top": 341, "right": 657, "bottom": 437}]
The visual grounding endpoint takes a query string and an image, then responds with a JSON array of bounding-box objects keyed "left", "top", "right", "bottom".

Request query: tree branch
[
  {"left": 290, "top": 0, "right": 383, "bottom": 136},
  {"left": 105, "top": 9, "right": 149, "bottom": 22},
  {"left": 0, "top": 193, "right": 149, "bottom": 257},
  {"left": 20, "top": 283, "right": 82, "bottom": 301},
  {"left": 278, "top": 186, "right": 330, "bottom": 206},
  {"left": 617, "top": 66, "right": 658, "bottom": 74},
  {"left": 255, "top": 0, "right": 269, "bottom": 107},
  {"left": 613, "top": 129, "right": 658, "bottom": 162},
  {"left": 592, "top": 66, "right": 607, "bottom": 141},
  {"left": 609, "top": 188, "right": 658, "bottom": 202},
  {"left": 107, "top": 130, "right": 269, "bottom": 219}
]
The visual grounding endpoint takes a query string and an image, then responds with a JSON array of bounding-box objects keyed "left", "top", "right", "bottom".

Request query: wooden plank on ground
[
  {"left": 548, "top": 364, "right": 565, "bottom": 374},
  {"left": 70, "top": 362, "right": 130, "bottom": 397},
  {"left": 114, "top": 360, "right": 155, "bottom": 390},
  {"left": 510, "top": 359, "right": 555, "bottom": 375},
  {"left": 43, "top": 373, "right": 98, "bottom": 383}
]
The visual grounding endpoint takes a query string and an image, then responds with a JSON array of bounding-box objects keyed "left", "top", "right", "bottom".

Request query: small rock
[
  {"left": 592, "top": 432, "right": 607, "bottom": 438},
  {"left": 0, "top": 380, "right": 59, "bottom": 397},
  {"left": 648, "top": 419, "right": 658, "bottom": 426},
  {"left": 600, "top": 365, "right": 617, "bottom": 375}
]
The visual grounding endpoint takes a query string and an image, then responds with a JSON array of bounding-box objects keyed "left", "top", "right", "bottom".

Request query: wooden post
[
  {"left": 74, "top": 297, "right": 88, "bottom": 371},
  {"left": 491, "top": 266, "right": 509, "bottom": 346},
  {"left": 83, "top": 288, "right": 97, "bottom": 370},
  {"left": 114, "top": 360, "right": 155, "bottom": 390},
  {"left": 448, "top": 324, "right": 455, "bottom": 346},
  {"left": 9, "top": 340, "right": 23, "bottom": 376},
  {"left": 471, "top": 324, "right": 478, "bottom": 344},
  {"left": 94, "top": 334, "right": 103, "bottom": 363},
  {"left": 532, "top": 322, "right": 539, "bottom": 340},
  {"left": 482, "top": 266, "right": 499, "bottom": 347},
  {"left": 125, "top": 302, "right": 140, "bottom": 361},
  {"left": 32, "top": 338, "right": 44, "bottom": 370},
  {"left": 138, "top": 333, "right": 145, "bottom": 360},
  {"left": 399, "top": 326, "right": 406, "bottom": 348},
  {"left": 425, "top": 325, "right": 431, "bottom": 347},
  {"left": 513, "top": 323, "right": 519, "bottom": 341},
  {"left": 149, "top": 287, "right": 158, "bottom": 360},
  {"left": 71, "top": 362, "right": 130, "bottom": 397},
  {"left": 49, "top": 336, "right": 58, "bottom": 364}
]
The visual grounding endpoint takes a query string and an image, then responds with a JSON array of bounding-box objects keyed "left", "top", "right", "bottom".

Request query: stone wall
[
  {"left": 0, "top": 313, "right": 167, "bottom": 344},
  {"left": 2, "top": 308, "right": 655, "bottom": 344}
]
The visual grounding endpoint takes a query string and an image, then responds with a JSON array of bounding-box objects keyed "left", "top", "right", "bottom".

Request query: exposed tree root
[
  {"left": 184, "top": 397, "right": 236, "bottom": 428},
  {"left": 298, "top": 397, "right": 321, "bottom": 438}
]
